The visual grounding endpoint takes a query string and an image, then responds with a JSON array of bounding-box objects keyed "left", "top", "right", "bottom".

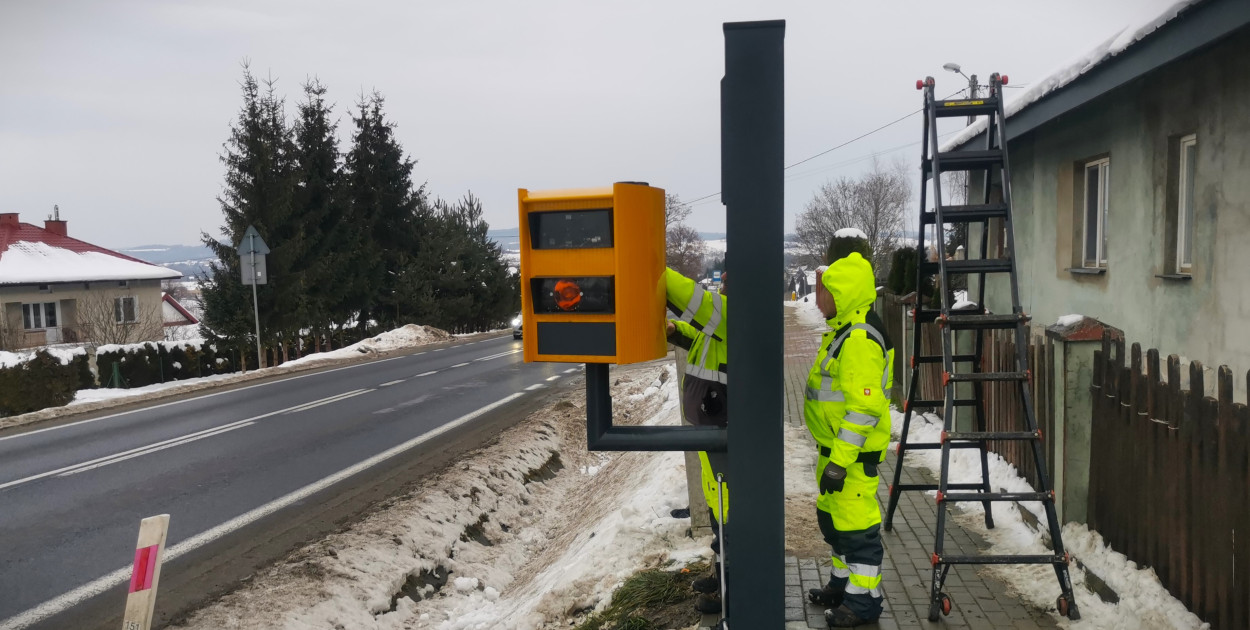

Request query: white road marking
[
  {"left": 546, "top": 375, "right": 561, "bottom": 382},
  {"left": 0, "top": 355, "right": 409, "bottom": 444},
  {"left": 475, "top": 349, "right": 521, "bottom": 362},
  {"left": 414, "top": 371, "right": 438, "bottom": 377},
  {"left": 284, "top": 389, "right": 374, "bottom": 414},
  {"left": 451, "top": 362, "right": 469, "bottom": 368},
  {"left": 0, "top": 393, "right": 526, "bottom": 630},
  {"left": 58, "top": 422, "right": 256, "bottom": 477},
  {"left": 379, "top": 380, "right": 406, "bottom": 387},
  {"left": 433, "top": 348, "right": 445, "bottom": 352},
  {"left": 0, "top": 389, "right": 371, "bottom": 491},
  {"left": 563, "top": 368, "right": 578, "bottom": 374},
  {"left": 525, "top": 384, "right": 546, "bottom": 391}
]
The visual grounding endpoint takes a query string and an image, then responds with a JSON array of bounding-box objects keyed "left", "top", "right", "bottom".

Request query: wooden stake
[{"left": 121, "top": 514, "right": 170, "bottom": 630}]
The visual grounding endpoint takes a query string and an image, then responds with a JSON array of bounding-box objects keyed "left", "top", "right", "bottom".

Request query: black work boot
[
  {"left": 825, "top": 604, "right": 875, "bottom": 627},
  {"left": 694, "top": 593, "right": 722, "bottom": 614},
  {"left": 807, "top": 582, "right": 844, "bottom": 607},
  {"left": 691, "top": 564, "right": 720, "bottom": 594}
]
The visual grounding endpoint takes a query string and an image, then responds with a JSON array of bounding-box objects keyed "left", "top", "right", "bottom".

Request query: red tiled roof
[{"left": 0, "top": 217, "right": 157, "bottom": 266}]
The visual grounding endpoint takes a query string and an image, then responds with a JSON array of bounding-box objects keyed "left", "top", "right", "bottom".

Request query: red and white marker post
[{"left": 121, "top": 514, "right": 170, "bottom": 630}]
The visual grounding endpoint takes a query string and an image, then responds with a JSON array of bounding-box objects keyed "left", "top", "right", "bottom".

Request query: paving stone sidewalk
[{"left": 780, "top": 307, "right": 1059, "bottom": 630}]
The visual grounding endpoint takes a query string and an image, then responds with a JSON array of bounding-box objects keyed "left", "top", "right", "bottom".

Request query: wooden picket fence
[{"left": 1089, "top": 333, "right": 1250, "bottom": 630}]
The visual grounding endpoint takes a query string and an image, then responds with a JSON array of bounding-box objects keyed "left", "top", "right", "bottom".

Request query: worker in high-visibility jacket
[
  {"left": 664, "top": 268, "right": 728, "bottom": 615},
  {"left": 803, "top": 252, "right": 893, "bottom": 627}
]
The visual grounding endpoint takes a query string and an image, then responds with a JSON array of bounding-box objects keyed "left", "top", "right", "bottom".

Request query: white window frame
[
  {"left": 1176, "top": 134, "right": 1196, "bottom": 273},
  {"left": 1082, "top": 158, "right": 1110, "bottom": 268},
  {"left": 22, "top": 302, "right": 57, "bottom": 330},
  {"left": 114, "top": 296, "right": 138, "bottom": 324}
]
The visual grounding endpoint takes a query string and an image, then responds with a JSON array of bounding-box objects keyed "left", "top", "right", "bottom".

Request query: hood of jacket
[{"left": 821, "top": 252, "right": 877, "bottom": 329}]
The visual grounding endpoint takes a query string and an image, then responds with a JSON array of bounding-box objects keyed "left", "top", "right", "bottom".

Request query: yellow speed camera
[{"left": 518, "top": 182, "right": 666, "bottom": 364}]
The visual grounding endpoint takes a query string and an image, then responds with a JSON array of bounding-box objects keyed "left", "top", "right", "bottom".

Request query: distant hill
[{"left": 118, "top": 244, "right": 217, "bottom": 279}]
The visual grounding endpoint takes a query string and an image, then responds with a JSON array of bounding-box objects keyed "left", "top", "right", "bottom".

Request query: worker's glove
[{"left": 819, "top": 463, "right": 847, "bottom": 495}]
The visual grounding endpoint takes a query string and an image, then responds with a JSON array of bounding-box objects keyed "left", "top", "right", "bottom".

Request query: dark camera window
[{"left": 529, "top": 209, "right": 613, "bottom": 249}]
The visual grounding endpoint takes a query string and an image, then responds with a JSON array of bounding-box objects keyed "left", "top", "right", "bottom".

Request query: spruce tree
[
  {"left": 200, "top": 66, "right": 297, "bottom": 364},
  {"left": 291, "top": 78, "right": 344, "bottom": 347},
  {"left": 343, "top": 91, "right": 429, "bottom": 331}
]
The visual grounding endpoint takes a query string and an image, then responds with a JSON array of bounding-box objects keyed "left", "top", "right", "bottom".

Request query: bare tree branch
[
  {"left": 666, "top": 223, "right": 707, "bottom": 280},
  {"left": 795, "top": 158, "right": 911, "bottom": 277},
  {"left": 75, "top": 291, "right": 164, "bottom": 347}
]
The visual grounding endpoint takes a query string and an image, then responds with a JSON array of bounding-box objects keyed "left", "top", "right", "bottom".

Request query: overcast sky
[{"left": 0, "top": 0, "right": 1178, "bottom": 249}]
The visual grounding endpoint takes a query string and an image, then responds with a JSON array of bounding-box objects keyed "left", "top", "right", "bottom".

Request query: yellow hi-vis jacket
[
  {"left": 803, "top": 253, "right": 892, "bottom": 470},
  {"left": 664, "top": 268, "right": 729, "bottom": 522}
]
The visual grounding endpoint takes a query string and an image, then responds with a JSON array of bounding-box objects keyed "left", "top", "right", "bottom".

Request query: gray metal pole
[
  {"left": 250, "top": 236, "right": 262, "bottom": 370},
  {"left": 722, "top": 19, "right": 785, "bottom": 628},
  {"left": 967, "top": 74, "right": 979, "bottom": 126}
]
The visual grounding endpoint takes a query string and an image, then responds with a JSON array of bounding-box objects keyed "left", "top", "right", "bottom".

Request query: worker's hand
[
  {"left": 819, "top": 463, "right": 847, "bottom": 495},
  {"left": 666, "top": 320, "right": 676, "bottom": 336}
]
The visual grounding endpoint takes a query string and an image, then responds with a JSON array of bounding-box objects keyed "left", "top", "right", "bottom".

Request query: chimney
[
  {"left": 0, "top": 213, "right": 18, "bottom": 228},
  {"left": 45, "top": 205, "right": 67, "bottom": 236}
]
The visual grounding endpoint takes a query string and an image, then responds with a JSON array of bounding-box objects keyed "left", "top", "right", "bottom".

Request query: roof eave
[{"left": 949, "top": 0, "right": 1250, "bottom": 151}]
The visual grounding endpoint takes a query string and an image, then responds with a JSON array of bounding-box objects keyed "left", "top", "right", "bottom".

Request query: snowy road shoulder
[
  {"left": 0, "top": 324, "right": 457, "bottom": 433},
  {"left": 173, "top": 361, "right": 709, "bottom": 630}
]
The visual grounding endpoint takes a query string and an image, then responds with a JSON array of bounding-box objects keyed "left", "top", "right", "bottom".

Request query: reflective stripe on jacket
[{"left": 803, "top": 253, "right": 893, "bottom": 469}]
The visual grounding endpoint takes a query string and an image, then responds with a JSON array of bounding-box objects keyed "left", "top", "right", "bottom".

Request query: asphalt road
[{"left": 0, "top": 334, "right": 578, "bottom": 630}]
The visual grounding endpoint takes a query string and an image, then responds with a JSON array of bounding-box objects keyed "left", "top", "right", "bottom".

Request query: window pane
[
  {"left": 115, "top": 298, "right": 123, "bottom": 323},
  {"left": 1181, "top": 141, "right": 1196, "bottom": 268},
  {"left": 23, "top": 304, "right": 33, "bottom": 330},
  {"left": 1084, "top": 165, "right": 1100, "bottom": 265},
  {"left": 1100, "top": 162, "right": 1109, "bottom": 263},
  {"left": 44, "top": 303, "right": 57, "bottom": 328},
  {"left": 124, "top": 297, "right": 136, "bottom": 323}
]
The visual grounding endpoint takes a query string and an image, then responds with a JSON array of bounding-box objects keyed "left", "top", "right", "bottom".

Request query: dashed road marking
[
  {"left": 414, "top": 370, "right": 438, "bottom": 377},
  {"left": 525, "top": 384, "right": 546, "bottom": 391},
  {"left": 546, "top": 375, "right": 561, "bottom": 382},
  {"left": 563, "top": 368, "right": 578, "bottom": 374},
  {"left": 380, "top": 380, "right": 405, "bottom": 387},
  {"left": 451, "top": 362, "right": 470, "bottom": 368}
]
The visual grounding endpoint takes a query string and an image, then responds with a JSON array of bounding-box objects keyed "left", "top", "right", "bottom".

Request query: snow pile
[
  {"left": 834, "top": 227, "right": 868, "bottom": 240},
  {"left": 0, "top": 346, "right": 86, "bottom": 369},
  {"left": 0, "top": 240, "right": 181, "bottom": 283},
  {"left": 68, "top": 374, "right": 242, "bottom": 406},
  {"left": 786, "top": 295, "right": 829, "bottom": 331},
  {"left": 1056, "top": 314, "right": 1085, "bottom": 328},
  {"left": 941, "top": 0, "right": 1202, "bottom": 152},
  {"left": 892, "top": 410, "right": 1207, "bottom": 628},
  {"left": 283, "top": 325, "right": 452, "bottom": 368},
  {"left": 178, "top": 363, "right": 710, "bottom": 630},
  {"left": 952, "top": 289, "right": 977, "bottom": 310},
  {"left": 95, "top": 338, "right": 207, "bottom": 355}
]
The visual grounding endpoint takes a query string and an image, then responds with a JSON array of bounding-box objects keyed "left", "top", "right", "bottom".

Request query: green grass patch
[{"left": 574, "top": 561, "right": 710, "bottom": 630}]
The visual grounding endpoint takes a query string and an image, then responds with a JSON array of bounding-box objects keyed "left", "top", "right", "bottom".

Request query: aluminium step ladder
[{"left": 883, "top": 74, "right": 1080, "bottom": 622}]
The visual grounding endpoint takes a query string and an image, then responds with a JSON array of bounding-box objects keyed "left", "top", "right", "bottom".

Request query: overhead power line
[{"left": 672, "top": 89, "right": 967, "bottom": 210}]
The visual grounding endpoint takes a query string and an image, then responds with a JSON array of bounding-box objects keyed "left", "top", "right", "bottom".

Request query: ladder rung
[
  {"left": 909, "top": 398, "right": 978, "bottom": 408},
  {"left": 948, "top": 371, "right": 1028, "bottom": 383},
  {"left": 921, "top": 203, "right": 1009, "bottom": 225},
  {"left": 932, "top": 98, "right": 1000, "bottom": 118},
  {"left": 937, "top": 554, "right": 1066, "bottom": 566},
  {"left": 901, "top": 442, "right": 986, "bottom": 451},
  {"left": 943, "top": 491, "right": 1051, "bottom": 503},
  {"left": 894, "top": 483, "right": 985, "bottom": 492},
  {"left": 915, "top": 354, "right": 978, "bottom": 364},
  {"left": 944, "top": 313, "right": 1026, "bottom": 330},
  {"left": 926, "top": 150, "right": 1004, "bottom": 174},
  {"left": 921, "top": 259, "right": 1014, "bottom": 275},
  {"left": 945, "top": 431, "right": 1040, "bottom": 441}
]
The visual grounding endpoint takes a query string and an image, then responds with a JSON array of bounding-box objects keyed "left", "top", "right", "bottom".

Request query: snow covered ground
[
  {"left": 175, "top": 362, "right": 713, "bottom": 630},
  {"left": 0, "top": 325, "right": 455, "bottom": 431},
  {"left": 785, "top": 293, "right": 829, "bottom": 332},
  {"left": 0, "top": 345, "right": 85, "bottom": 369},
  {"left": 893, "top": 411, "right": 1207, "bottom": 629}
]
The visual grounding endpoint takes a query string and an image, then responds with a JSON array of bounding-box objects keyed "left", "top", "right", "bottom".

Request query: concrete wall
[
  {"left": 0, "top": 280, "right": 165, "bottom": 349},
  {"left": 982, "top": 32, "right": 1250, "bottom": 392}
]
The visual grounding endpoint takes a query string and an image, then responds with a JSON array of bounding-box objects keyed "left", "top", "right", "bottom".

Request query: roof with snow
[
  {"left": 0, "top": 213, "right": 181, "bottom": 286},
  {"left": 944, "top": 0, "right": 1249, "bottom": 152}
]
